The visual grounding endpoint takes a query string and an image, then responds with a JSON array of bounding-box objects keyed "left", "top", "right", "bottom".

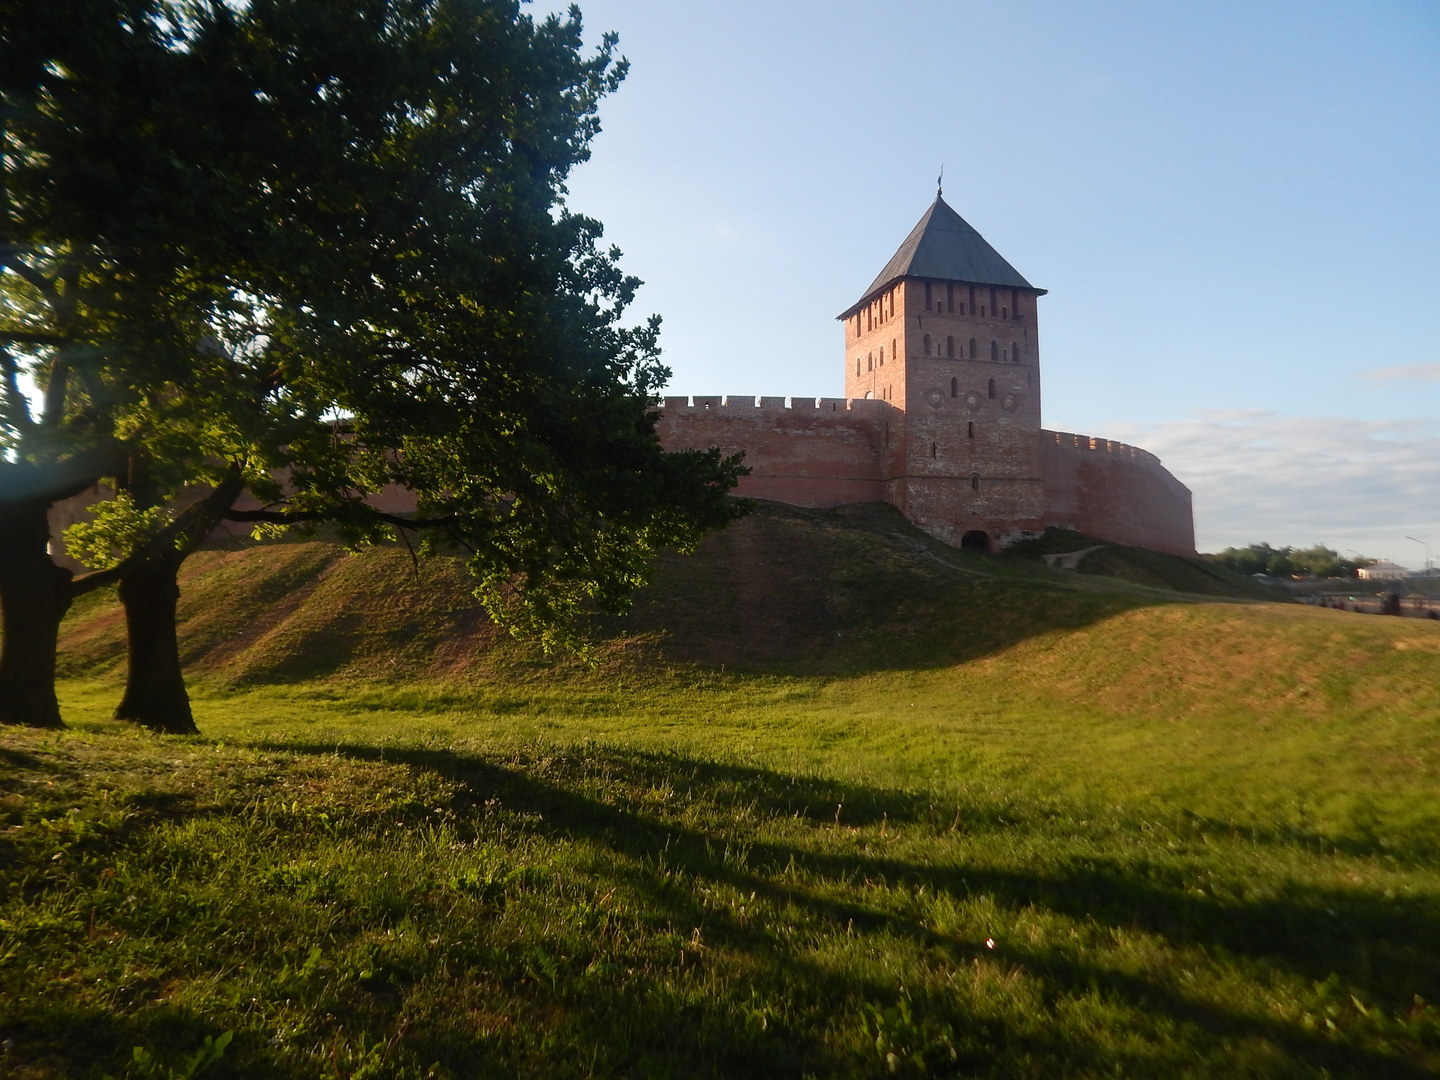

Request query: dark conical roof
[{"left": 844, "top": 196, "right": 1043, "bottom": 315}]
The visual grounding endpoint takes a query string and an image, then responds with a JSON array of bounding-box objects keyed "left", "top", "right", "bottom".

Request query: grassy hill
[
  {"left": 5, "top": 501, "right": 1439, "bottom": 1078},
  {"left": 55, "top": 499, "right": 1396, "bottom": 687}
]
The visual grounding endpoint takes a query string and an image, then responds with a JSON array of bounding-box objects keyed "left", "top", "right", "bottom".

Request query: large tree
[{"left": 0, "top": 0, "right": 743, "bottom": 731}]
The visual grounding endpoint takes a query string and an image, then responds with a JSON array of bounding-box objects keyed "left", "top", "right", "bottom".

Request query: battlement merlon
[
  {"left": 660, "top": 396, "right": 892, "bottom": 415},
  {"left": 1043, "top": 429, "right": 1163, "bottom": 469}
]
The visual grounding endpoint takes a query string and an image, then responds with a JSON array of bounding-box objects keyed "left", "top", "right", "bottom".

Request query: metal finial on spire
[{"left": 936, "top": 165, "right": 944, "bottom": 198}]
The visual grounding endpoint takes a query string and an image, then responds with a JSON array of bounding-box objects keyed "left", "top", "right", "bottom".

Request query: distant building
[
  {"left": 1357, "top": 561, "right": 1410, "bottom": 581},
  {"left": 657, "top": 193, "right": 1195, "bottom": 555}
]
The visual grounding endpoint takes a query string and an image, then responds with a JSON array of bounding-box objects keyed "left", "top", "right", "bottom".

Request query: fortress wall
[
  {"left": 892, "top": 475, "right": 1047, "bottom": 550},
  {"left": 656, "top": 396, "right": 889, "bottom": 507},
  {"left": 1040, "top": 430, "right": 1195, "bottom": 556}
]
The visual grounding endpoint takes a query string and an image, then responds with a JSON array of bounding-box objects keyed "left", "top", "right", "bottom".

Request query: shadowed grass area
[{"left": 3, "top": 669, "right": 1438, "bottom": 1078}]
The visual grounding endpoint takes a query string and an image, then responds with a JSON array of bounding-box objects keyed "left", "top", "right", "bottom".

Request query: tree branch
[
  {"left": 0, "top": 442, "right": 127, "bottom": 507},
  {"left": 0, "top": 331, "right": 73, "bottom": 347},
  {"left": 0, "top": 248, "right": 59, "bottom": 301},
  {"left": 70, "top": 466, "right": 249, "bottom": 596},
  {"left": 223, "top": 504, "right": 460, "bottom": 531}
]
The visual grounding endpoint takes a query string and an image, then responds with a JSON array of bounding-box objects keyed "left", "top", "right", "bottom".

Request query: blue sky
[{"left": 542, "top": 0, "right": 1440, "bottom": 564}]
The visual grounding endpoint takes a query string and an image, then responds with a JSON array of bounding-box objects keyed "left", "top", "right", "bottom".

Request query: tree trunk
[
  {"left": 114, "top": 551, "right": 198, "bottom": 734},
  {"left": 87, "top": 467, "right": 245, "bottom": 736},
  {"left": 0, "top": 502, "right": 73, "bottom": 728}
]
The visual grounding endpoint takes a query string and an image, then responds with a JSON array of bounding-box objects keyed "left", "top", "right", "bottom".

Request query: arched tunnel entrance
[{"left": 960, "top": 530, "right": 992, "bottom": 554}]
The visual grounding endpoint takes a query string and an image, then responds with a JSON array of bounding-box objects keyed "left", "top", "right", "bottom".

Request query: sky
[{"left": 538, "top": 0, "right": 1440, "bottom": 565}]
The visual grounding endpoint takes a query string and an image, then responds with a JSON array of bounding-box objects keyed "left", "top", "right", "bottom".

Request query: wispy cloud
[
  {"left": 1102, "top": 411, "right": 1440, "bottom": 562},
  {"left": 1360, "top": 363, "right": 1440, "bottom": 385},
  {"left": 702, "top": 220, "right": 744, "bottom": 245}
]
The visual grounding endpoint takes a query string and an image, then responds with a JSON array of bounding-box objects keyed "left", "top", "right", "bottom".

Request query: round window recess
[
  {"left": 965, "top": 392, "right": 982, "bottom": 410},
  {"left": 1001, "top": 392, "right": 1018, "bottom": 412},
  {"left": 926, "top": 388, "right": 945, "bottom": 409}
]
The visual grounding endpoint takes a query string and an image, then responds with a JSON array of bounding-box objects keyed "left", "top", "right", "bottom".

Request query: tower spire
[{"left": 936, "top": 165, "right": 944, "bottom": 199}]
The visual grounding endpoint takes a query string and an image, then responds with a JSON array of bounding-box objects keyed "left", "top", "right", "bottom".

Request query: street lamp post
[{"left": 1405, "top": 536, "right": 1431, "bottom": 576}]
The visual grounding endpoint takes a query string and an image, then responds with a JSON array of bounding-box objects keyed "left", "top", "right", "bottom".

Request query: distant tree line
[{"left": 1202, "top": 543, "right": 1372, "bottom": 579}]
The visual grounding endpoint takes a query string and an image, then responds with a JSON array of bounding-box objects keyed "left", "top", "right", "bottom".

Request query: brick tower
[{"left": 838, "top": 194, "right": 1048, "bottom": 550}]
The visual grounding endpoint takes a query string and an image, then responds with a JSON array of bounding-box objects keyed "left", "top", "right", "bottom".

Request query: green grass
[
  {"left": 3, "top": 665, "right": 1438, "bottom": 1079},
  {"left": 7, "top": 502, "right": 1440, "bottom": 1076}
]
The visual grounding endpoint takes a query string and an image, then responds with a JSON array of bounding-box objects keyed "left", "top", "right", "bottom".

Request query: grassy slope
[
  {"left": 56, "top": 500, "right": 1406, "bottom": 687},
  {"left": 4, "top": 501, "right": 1439, "bottom": 1078}
]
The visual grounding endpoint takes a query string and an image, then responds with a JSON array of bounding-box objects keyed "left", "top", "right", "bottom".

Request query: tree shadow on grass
[
  {"left": 0, "top": 743, "right": 78, "bottom": 778},
  {"left": 245, "top": 738, "right": 1440, "bottom": 1079}
]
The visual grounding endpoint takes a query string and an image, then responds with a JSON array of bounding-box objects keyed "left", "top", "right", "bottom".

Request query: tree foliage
[
  {"left": 0, "top": 0, "right": 745, "bottom": 728},
  {"left": 1202, "top": 543, "right": 1369, "bottom": 580}
]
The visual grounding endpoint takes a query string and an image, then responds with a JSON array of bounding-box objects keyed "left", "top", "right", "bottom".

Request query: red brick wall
[
  {"left": 46, "top": 413, "right": 1196, "bottom": 571},
  {"left": 871, "top": 278, "right": 1046, "bottom": 548},
  {"left": 655, "top": 396, "right": 889, "bottom": 506},
  {"left": 843, "top": 285, "right": 906, "bottom": 406},
  {"left": 1041, "top": 430, "right": 1195, "bottom": 556}
]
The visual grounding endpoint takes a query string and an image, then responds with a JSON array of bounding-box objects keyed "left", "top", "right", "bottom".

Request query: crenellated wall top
[
  {"left": 660, "top": 395, "right": 891, "bottom": 415},
  {"left": 1043, "top": 429, "right": 1161, "bottom": 467}
]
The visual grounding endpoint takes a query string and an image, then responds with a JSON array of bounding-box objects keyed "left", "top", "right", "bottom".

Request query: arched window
[
  {"left": 991, "top": 341, "right": 999, "bottom": 362},
  {"left": 971, "top": 473, "right": 980, "bottom": 491},
  {"left": 969, "top": 337, "right": 977, "bottom": 358},
  {"left": 879, "top": 346, "right": 885, "bottom": 365},
  {"left": 867, "top": 352, "right": 873, "bottom": 371},
  {"left": 988, "top": 378, "right": 996, "bottom": 399},
  {"left": 855, "top": 358, "right": 860, "bottom": 376},
  {"left": 923, "top": 333, "right": 932, "bottom": 356},
  {"left": 967, "top": 421, "right": 975, "bottom": 439},
  {"left": 950, "top": 377, "right": 958, "bottom": 397},
  {"left": 946, "top": 335, "right": 955, "bottom": 358},
  {"left": 1012, "top": 343, "right": 1022, "bottom": 363}
]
